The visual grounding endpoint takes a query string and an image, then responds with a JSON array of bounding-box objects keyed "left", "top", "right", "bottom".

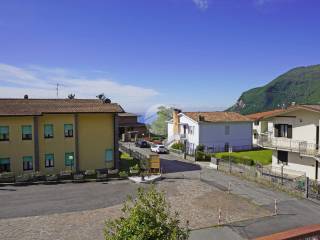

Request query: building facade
[
  {"left": 0, "top": 99, "right": 124, "bottom": 175},
  {"left": 167, "top": 110, "right": 253, "bottom": 153},
  {"left": 246, "top": 109, "right": 284, "bottom": 145},
  {"left": 118, "top": 112, "right": 148, "bottom": 141},
  {"left": 257, "top": 105, "right": 320, "bottom": 180}
]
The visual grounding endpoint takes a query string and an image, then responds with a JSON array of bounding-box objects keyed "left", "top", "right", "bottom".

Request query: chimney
[
  {"left": 172, "top": 108, "right": 181, "bottom": 135},
  {"left": 24, "top": 94, "right": 29, "bottom": 99}
]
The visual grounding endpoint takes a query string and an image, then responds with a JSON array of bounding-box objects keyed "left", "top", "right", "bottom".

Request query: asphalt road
[{"left": 0, "top": 181, "right": 140, "bottom": 219}]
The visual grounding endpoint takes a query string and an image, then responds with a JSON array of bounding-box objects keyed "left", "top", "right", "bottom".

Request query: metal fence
[{"left": 210, "top": 158, "right": 308, "bottom": 197}]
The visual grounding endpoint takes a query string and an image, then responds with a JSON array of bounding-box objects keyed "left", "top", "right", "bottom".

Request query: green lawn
[{"left": 213, "top": 149, "right": 272, "bottom": 166}]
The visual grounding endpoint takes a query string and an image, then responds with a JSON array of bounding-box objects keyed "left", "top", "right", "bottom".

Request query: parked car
[
  {"left": 151, "top": 144, "right": 168, "bottom": 154},
  {"left": 135, "top": 140, "right": 150, "bottom": 148}
]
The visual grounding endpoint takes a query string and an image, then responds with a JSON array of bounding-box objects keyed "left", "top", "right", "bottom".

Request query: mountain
[{"left": 227, "top": 64, "right": 320, "bottom": 115}]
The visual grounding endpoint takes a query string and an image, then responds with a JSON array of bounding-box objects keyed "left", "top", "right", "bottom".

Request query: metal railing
[{"left": 258, "top": 134, "right": 319, "bottom": 157}]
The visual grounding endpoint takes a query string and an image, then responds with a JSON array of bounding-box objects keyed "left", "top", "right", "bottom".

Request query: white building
[
  {"left": 167, "top": 110, "right": 253, "bottom": 154},
  {"left": 247, "top": 109, "right": 284, "bottom": 145},
  {"left": 257, "top": 105, "right": 320, "bottom": 180}
]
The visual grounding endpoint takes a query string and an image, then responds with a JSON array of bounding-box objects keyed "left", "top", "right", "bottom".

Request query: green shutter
[
  {"left": 65, "top": 152, "right": 74, "bottom": 166},
  {"left": 105, "top": 149, "right": 113, "bottom": 162},
  {"left": 0, "top": 126, "right": 9, "bottom": 135},
  {"left": 44, "top": 124, "right": 54, "bottom": 137},
  {"left": 22, "top": 125, "right": 32, "bottom": 135}
]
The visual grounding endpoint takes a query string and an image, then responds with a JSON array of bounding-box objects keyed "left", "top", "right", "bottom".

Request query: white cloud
[
  {"left": 0, "top": 63, "right": 159, "bottom": 112},
  {"left": 192, "top": 0, "right": 209, "bottom": 11}
]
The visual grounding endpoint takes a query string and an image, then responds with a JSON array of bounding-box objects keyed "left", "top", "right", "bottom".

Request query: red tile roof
[
  {"left": 0, "top": 99, "right": 124, "bottom": 116},
  {"left": 183, "top": 112, "right": 252, "bottom": 123},
  {"left": 247, "top": 105, "right": 320, "bottom": 120},
  {"left": 246, "top": 109, "right": 285, "bottom": 121}
]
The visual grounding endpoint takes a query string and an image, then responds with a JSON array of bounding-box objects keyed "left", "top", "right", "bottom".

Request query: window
[
  {"left": 23, "top": 156, "right": 33, "bottom": 171},
  {"left": 254, "top": 121, "right": 260, "bottom": 126},
  {"left": 44, "top": 124, "right": 54, "bottom": 138},
  {"left": 64, "top": 124, "right": 73, "bottom": 137},
  {"left": 22, "top": 125, "right": 32, "bottom": 140},
  {"left": 225, "top": 125, "right": 230, "bottom": 135},
  {"left": 224, "top": 142, "right": 230, "bottom": 152},
  {"left": 45, "top": 154, "right": 54, "bottom": 168},
  {"left": 105, "top": 149, "right": 113, "bottom": 162},
  {"left": 277, "top": 150, "right": 288, "bottom": 165},
  {"left": 274, "top": 124, "right": 292, "bottom": 138},
  {"left": 65, "top": 152, "right": 74, "bottom": 167},
  {"left": 254, "top": 133, "right": 258, "bottom": 139},
  {"left": 0, "top": 158, "right": 10, "bottom": 172},
  {"left": 0, "top": 126, "right": 9, "bottom": 141}
]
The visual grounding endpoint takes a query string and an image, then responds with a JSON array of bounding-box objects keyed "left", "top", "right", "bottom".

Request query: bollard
[
  {"left": 218, "top": 208, "right": 222, "bottom": 225},
  {"left": 228, "top": 182, "right": 231, "bottom": 194},
  {"left": 274, "top": 199, "right": 278, "bottom": 216}
]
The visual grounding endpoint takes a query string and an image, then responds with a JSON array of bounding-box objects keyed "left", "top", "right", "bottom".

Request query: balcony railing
[{"left": 258, "top": 134, "right": 319, "bottom": 157}]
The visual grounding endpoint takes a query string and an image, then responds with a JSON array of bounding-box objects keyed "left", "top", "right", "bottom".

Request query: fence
[{"left": 207, "top": 158, "right": 308, "bottom": 197}]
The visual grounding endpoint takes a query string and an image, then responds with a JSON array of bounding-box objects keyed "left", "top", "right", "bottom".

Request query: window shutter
[{"left": 287, "top": 125, "right": 292, "bottom": 139}]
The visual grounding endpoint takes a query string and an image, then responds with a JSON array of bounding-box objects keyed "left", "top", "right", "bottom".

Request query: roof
[
  {"left": 257, "top": 104, "right": 320, "bottom": 120},
  {"left": 0, "top": 99, "right": 124, "bottom": 116},
  {"left": 246, "top": 109, "right": 285, "bottom": 121},
  {"left": 183, "top": 112, "right": 252, "bottom": 123},
  {"left": 118, "top": 112, "right": 138, "bottom": 117}
]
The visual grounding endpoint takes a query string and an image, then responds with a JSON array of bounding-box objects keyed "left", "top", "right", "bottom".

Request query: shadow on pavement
[{"left": 161, "top": 159, "right": 201, "bottom": 173}]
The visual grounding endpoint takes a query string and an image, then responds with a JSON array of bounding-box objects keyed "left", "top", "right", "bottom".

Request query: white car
[{"left": 151, "top": 144, "right": 168, "bottom": 154}]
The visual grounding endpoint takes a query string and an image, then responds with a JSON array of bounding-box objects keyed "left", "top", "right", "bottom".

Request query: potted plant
[
  {"left": 46, "top": 174, "right": 59, "bottom": 182},
  {"left": 16, "top": 174, "right": 31, "bottom": 184},
  {"left": 96, "top": 170, "right": 108, "bottom": 182},
  {"left": 73, "top": 172, "right": 85, "bottom": 183},
  {"left": 84, "top": 169, "right": 96, "bottom": 179},
  {"left": 59, "top": 170, "right": 73, "bottom": 180},
  {"left": 0, "top": 172, "right": 15, "bottom": 183}
]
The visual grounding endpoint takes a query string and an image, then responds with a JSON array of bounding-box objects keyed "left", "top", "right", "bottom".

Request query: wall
[
  {"left": 0, "top": 113, "right": 116, "bottom": 175},
  {"left": 179, "top": 114, "right": 199, "bottom": 148},
  {"left": 0, "top": 116, "right": 34, "bottom": 174},
  {"left": 271, "top": 109, "right": 320, "bottom": 144},
  {"left": 272, "top": 150, "right": 319, "bottom": 179},
  {"left": 38, "top": 114, "right": 75, "bottom": 174},
  {"left": 78, "top": 113, "right": 114, "bottom": 170},
  {"left": 199, "top": 122, "right": 252, "bottom": 149}
]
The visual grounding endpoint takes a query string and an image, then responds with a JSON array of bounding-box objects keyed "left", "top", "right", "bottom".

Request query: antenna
[{"left": 56, "top": 83, "right": 60, "bottom": 98}]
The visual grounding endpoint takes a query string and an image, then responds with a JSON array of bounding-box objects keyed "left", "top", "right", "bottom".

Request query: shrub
[
  {"left": 104, "top": 186, "right": 189, "bottom": 240},
  {"left": 196, "top": 144, "right": 205, "bottom": 152},
  {"left": 119, "top": 171, "right": 128, "bottom": 179},
  {"left": 171, "top": 142, "right": 185, "bottom": 151},
  {"left": 196, "top": 151, "right": 205, "bottom": 161}
]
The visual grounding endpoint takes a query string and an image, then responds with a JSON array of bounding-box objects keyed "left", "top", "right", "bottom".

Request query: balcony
[{"left": 258, "top": 134, "right": 319, "bottom": 157}]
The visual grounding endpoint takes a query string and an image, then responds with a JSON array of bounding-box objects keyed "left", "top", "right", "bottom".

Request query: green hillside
[{"left": 227, "top": 64, "right": 320, "bottom": 115}]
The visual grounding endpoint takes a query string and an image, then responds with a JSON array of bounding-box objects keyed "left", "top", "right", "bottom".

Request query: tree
[
  {"left": 150, "top": 106, "right": 173, "bottom": 136},
  {"left": 104, "top": 186, "right": 189, "bottom": 240}
]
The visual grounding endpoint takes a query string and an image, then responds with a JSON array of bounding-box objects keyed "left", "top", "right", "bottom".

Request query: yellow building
[{"left": 0, "top": 98, "right": 124, "bottom": 175}]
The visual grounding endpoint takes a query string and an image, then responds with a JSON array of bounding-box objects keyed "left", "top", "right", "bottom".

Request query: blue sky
[{"left": 0, "top": 0, "right": 319, "bottom": 113}]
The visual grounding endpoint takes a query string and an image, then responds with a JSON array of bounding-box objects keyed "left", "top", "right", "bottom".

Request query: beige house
[{"left": 257, "top": 105, "right": 320, "bottom": 180}]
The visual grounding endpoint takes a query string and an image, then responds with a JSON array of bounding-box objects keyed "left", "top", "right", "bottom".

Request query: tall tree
[{"left": 150, "top": 106, "right": 172, "bottom": 136}]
